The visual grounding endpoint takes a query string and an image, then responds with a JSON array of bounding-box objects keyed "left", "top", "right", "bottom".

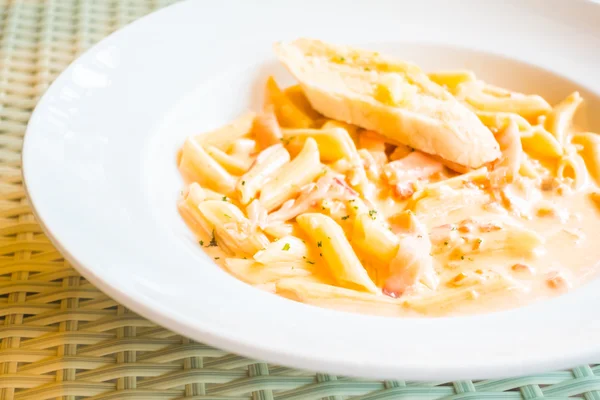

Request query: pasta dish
[{"left": 177, "top": 39, "right": 600, "bottom": 316}]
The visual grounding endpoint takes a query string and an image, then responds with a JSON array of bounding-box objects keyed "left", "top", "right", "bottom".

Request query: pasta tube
[
  {"left": 321, "top": 120, "right": 360, "bottom": 143},
  {"left": 572, "top": 132, "right": 600, "bottom": 186},
  {"left": 351, "top": 213, "right": 399, "bottom": 266},
  {"left": 428, "top": 70, "right": 476, "bottom": 93},
  {"left": 296, "top": 213, "right": 378, "bottom": 293},
  {"left": 178, "top": 183, "right": 212, "bottom": 235},
  {"left": 264, "top": 77, "right": 314, "bottom": 128},
  {"left": 179, "top": 138, "right": 237, "bottom": 194},
  {"left": 196, "top": 200, "right": 269, "bottom": 256},
  {"left": 281, "top": 127, "right": 358, "bottom": 161},
  {"left": 544, "top": 92, "right": 582, "bottom": 146},
  {"left": 557, "top": 151, "right": 588, "bottom": 189},
  {"left": 205, "top": 145, "right": 251, "bottom": 175},
  {"left": 236, "top": 144, "right": 290, "bottom": 205},
  {"left": 461, "top": 82, "right": 551, "bottom": 120},
  {"left": 194, "top": 112, "right": 255, "bottom": 151},
  {"left": 225, "top": 258, "right": 313, "bottom": 285},
  {"left": 475, "top": 111, "right": 532, "bottom": 132},
  {"left": 259, "top": 138, "right": 322, "bottom": 211},
  {"left": 521, "top": 126, "right": 563, "bottom": 159},
  {"left": 253, "top": 236, "right": 308, "bottom": 264},
  {"left": 251, "top": 106, "right": 283, "bottom": 149},
  {"left": 276, "top": 279, "right": 402, "bottom": 316},
  {"left": 283, "top": 84, "right": 322, "bottom": 120}
]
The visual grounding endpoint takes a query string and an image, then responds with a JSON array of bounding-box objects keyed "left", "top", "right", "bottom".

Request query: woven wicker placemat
[{"left": 1, "top": 1, "right": 600, "bottom": 399}]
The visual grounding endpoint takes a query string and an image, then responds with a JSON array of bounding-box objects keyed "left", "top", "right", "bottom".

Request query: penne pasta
[
  {"left": 321, "top": 120, "right": 360, "bottom": 143},
  {"left": 179, "top": 137, "right": 237, "bottom": 194},
  {"left": 205, "top": 145, "right": 251, "bottom": 175},
  {"left": 251, "top": 106, "right": 283, "bottom": 149},
  {"left": 225, "top": 258, "right": 313, "bottom": 285},
  {"left": 194, "top": 112, "right": 256, "bottom": 151},
  {"left": 265, "top": 76, "right": 314, "bottom": 128},
  {"left": 281, "top": 127, "right": 358, "bottom": 161},
  {"left": 259, "top": 138, "right": 323, "bottom": 211},
  {"left": 427, "top": 69, "right": 476, "bottom": 93},
  {"left": 236, "top": 144, "right": 291, "bottom": 205},
  {"left": 178, "top": 183, "right": 212, "bottom": 235},
  {"left": 572, "top": 132, "right": 600, "bottom": 186},
  {"left": 544, "top": 92, "right": 583, "bottom": 146},
  {"left": 196, "top": 200, "right": 270, "bottom": 256},
  {"left": 283, "top": 84, "right": 322, "bottom": 120},
  {"left": 521, "top": 126, "right": 563, "bottom": 159},
  {"left": 296, "top": 213, "right": 379, "bottom": 293},
  {"left": 351, "top": 213, "right": 399, "bottom": 266},
  {"left": 557, "top": 151, "right": 588, "bottom": 190},
  {"left": 460, "top": 82, "right": 552, "bottom": 120},
  {"left": 475, "top": 110, "right": 532, "bottom": 132},
  {"left": 276, "top": 279, "right": 403, "bottom": 316},
  {"left": 254, "top": 236, "right": 308, "bottom": 264}
]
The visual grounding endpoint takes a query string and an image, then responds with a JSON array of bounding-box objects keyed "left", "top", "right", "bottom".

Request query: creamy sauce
[
  {"left": 185, "top": 153, "right": 600, "bottom": 317},
  {"left": 178, "top": 39, "right": 600, "bottom": 317}
]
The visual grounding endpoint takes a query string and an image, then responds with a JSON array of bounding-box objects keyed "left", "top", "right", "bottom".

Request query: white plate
[{"left": 23, "top": 0, "right": 600, "bottom": 380}]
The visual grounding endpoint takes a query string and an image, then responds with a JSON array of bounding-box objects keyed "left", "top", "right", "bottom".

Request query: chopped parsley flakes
[
  {"left": 282, "top": 243, "right": 291, "bottom": 251},
  {"left": 368, "top": 209, "right": 377, "bottom": 220},
  {"left": 208, "top": 230, "right": 218, "bottom": 247},
  {"left": 317, "top": 241, "right": 322, "bottom": 247},
  {"left": 341, "top": 215, "right": 350, "bottom": 220}
]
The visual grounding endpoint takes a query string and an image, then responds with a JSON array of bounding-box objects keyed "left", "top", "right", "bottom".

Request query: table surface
[{"left": 1, "top": 1, "right": 600, "bottom": 399}]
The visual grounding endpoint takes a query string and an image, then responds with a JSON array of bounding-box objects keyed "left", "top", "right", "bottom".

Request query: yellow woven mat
[{"left": 2, "top": 1, "right": 600, "bottom": 399}]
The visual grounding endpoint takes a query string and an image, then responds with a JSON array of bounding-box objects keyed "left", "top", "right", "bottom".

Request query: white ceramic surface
[{"left": 23, "top": 0, "right": 600, "bottom": 380}]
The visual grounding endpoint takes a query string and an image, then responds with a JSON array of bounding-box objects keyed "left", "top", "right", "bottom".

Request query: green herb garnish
[
  {"left": 368, "top": 209, "right": 377, "bottom": 220},
  {"left": 208, "top": 230, "right": 218, "bottom": 247}
]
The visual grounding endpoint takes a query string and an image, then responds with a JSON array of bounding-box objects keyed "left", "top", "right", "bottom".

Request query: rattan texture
[{"left": 1, "top": 0, "right": 600, "bottom": 399}]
